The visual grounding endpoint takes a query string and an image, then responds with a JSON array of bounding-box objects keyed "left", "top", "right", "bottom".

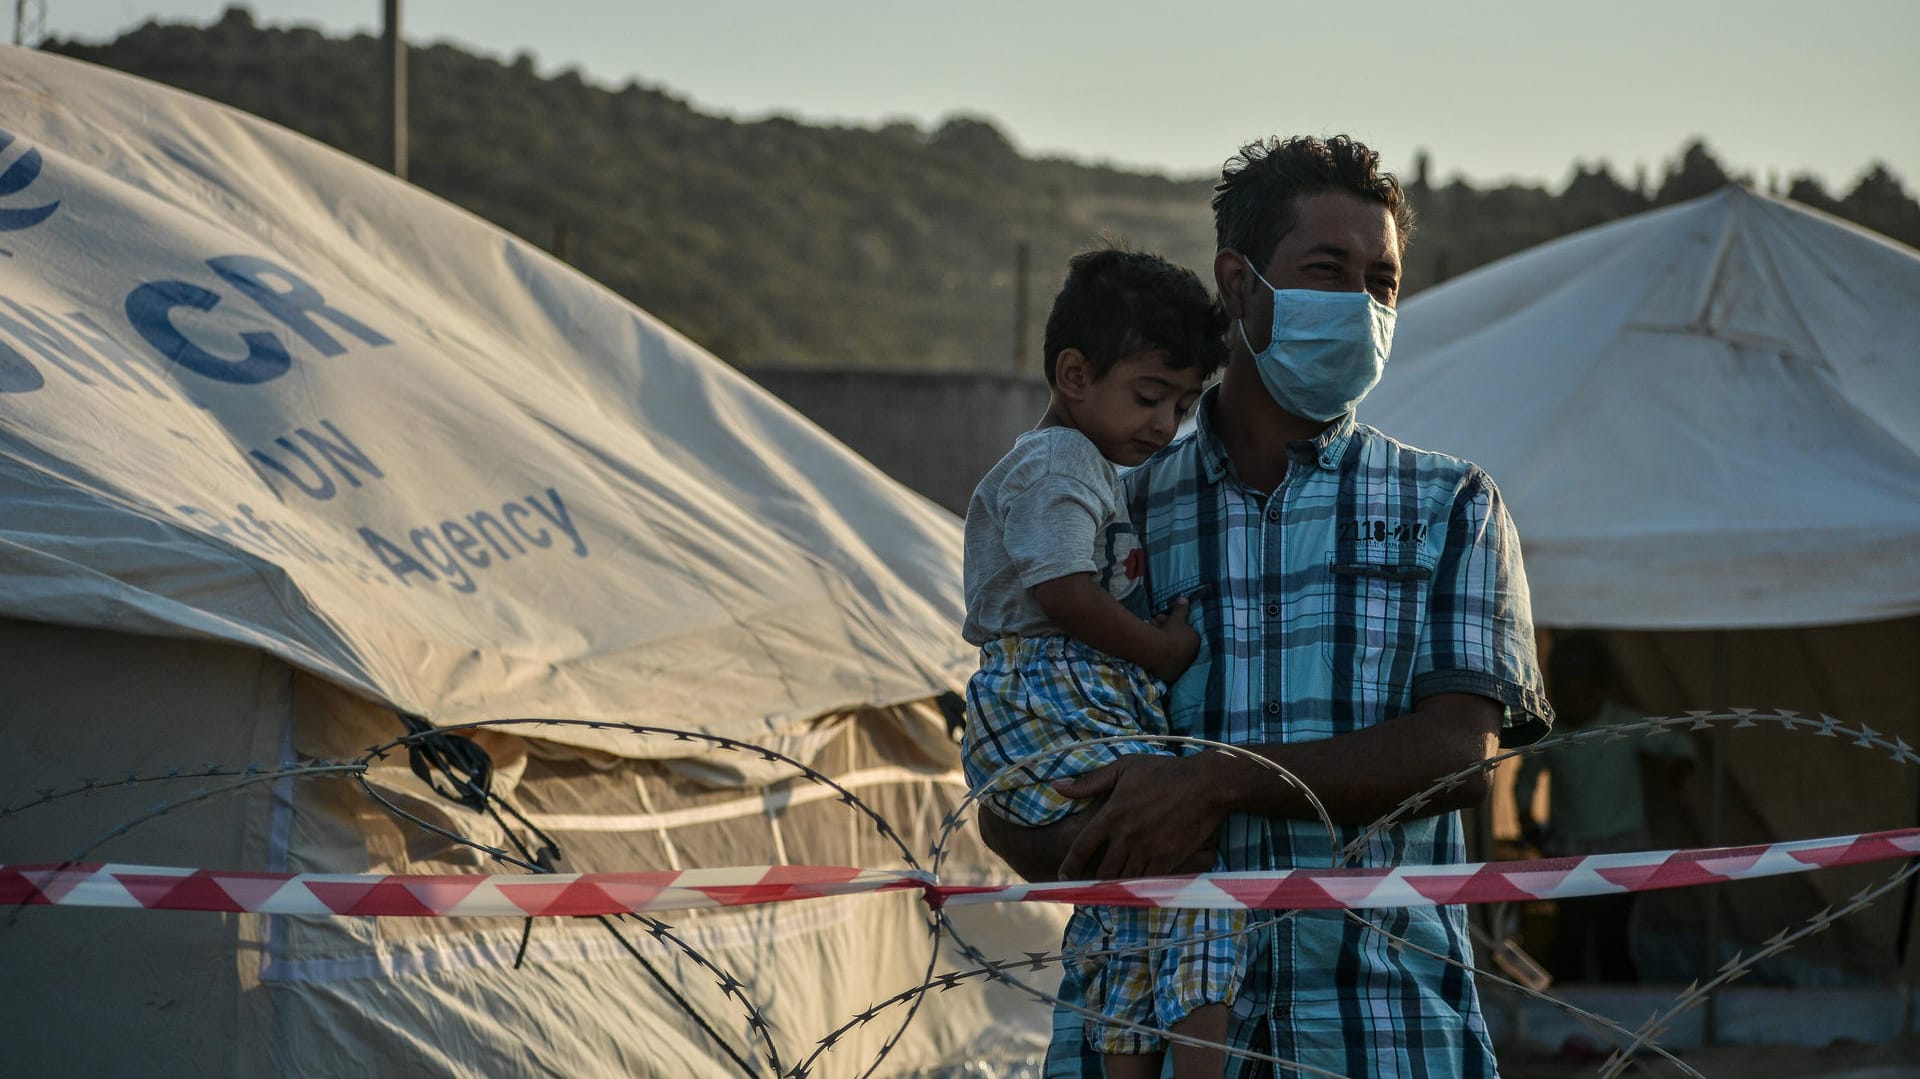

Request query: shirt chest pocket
[{"left": 1318, "top": 549, "right": 1434, "bottom": 691}]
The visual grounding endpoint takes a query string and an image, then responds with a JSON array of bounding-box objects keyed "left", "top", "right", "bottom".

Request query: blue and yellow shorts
[
  {"left": 962, "top": 634, "right": 1171, "bottom": 825},
  {"left": 963, "top": 634, "right": 1248, "bottom": 1054}
]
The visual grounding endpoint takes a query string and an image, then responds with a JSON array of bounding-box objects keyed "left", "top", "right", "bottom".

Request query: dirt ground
[{"left": 1499, "top": 1035, "right": 1920, "bottom": 1078}]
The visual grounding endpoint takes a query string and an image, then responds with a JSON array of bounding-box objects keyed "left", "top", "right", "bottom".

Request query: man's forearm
[
  {"left": 976, "top": 800, "right": 1216, "bottom": 883},
  {"left": 975, "top": 806, "right": 1091, "bottom": 883},
  {"left": 996, "top": 693, "right": 1504, "bottom": 882},
  {"left": 1200, "top": 693, "right": 1503, "bottom": 825}
]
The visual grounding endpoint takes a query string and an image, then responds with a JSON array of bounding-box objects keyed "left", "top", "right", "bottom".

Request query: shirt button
[
  {"left": 1264, "top": 700, "right": 1281, "bottom": 716},
  {"left": 1265, "top": 508, "right": 1280, "bottom": 523},
  {"left": 1264, "top": 603, "right": 1280, "bottom": 618}
]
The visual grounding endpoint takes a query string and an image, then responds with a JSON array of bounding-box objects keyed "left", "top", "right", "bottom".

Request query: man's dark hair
[
  {"left": 1041, "top": 248, "right": 1228, "bottom": 386},
  {"left": 1211, "top": 135, "right": 1415, "bottom": 265}
]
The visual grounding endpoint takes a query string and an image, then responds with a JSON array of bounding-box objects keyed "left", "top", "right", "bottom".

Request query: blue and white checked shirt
[{"left": 1045, "top": 387, "right": 1552, "bottom": 1079}]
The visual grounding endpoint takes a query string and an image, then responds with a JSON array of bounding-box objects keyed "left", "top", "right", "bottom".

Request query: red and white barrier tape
[
  {"left": 7, "top": 827, "right": 1919, "bottom": 918},
  {"left": 932, "top": 826, "right": 1920, "bottom": 911},
  {"left": 0, "top": 863, "right": 928, "bottom": 918}
]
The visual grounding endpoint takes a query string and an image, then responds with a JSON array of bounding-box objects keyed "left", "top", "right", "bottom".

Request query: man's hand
[{"left": 1054, "top": 754, "right": 1225, "bottom": 879}]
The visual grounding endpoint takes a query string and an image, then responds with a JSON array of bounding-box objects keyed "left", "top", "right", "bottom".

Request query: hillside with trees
[{"left": 42, "top": 7, "right": 1920, "bottom": 372}]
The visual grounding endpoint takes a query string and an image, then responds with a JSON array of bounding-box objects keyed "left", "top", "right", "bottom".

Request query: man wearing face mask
[{"left": 980, "top": 135, "right": 1554, "bottom": 1078}]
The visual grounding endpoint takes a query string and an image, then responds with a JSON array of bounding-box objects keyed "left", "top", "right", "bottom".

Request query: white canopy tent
[
  {"left": 1366, "top": 186, "right": 1920, "bottom": 631},
  {"left": 1363, "top": 187, "right": 1920, "bottom": 982},
  {"left": 0, "top": 47, "right": 1054, "bottom": 1075}
]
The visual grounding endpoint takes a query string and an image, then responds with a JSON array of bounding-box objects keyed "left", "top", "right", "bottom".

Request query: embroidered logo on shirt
[{"left": 1337, "top": 519, "right": 1430, "bottom": 544}]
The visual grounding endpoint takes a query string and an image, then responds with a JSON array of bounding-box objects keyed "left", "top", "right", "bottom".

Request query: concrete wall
[{"left": 742, "top": 368, "right": 1051, "bottom": 516}]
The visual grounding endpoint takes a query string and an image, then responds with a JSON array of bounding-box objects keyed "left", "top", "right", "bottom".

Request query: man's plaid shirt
[{"left": 1045, "top": 388, "right": 1553, "bottom": 1078}]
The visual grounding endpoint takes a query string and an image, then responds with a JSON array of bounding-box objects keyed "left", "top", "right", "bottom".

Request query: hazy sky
[{"left": 39, "top": 1, "right": 1920, "bottom": 192}]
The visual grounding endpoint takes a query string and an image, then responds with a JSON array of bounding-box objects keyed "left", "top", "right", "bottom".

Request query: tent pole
[
  {"left": 1702, "top": 629, "right": 1729, "bottom": 1044},
  {"left": 1896, "top": 778, "right": 1920, "bottom": 968},
  {"left": 1896, "top": 667, "right": 1920, "bottom": 972}
]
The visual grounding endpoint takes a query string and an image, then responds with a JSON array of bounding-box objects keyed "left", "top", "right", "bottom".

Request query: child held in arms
[{"left": 961, "top": 248, "right": 1243, "bottom": 1079}]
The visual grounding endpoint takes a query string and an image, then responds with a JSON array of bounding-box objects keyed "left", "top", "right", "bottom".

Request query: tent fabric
[
  {"left": 0, "top": 48, "right": 1066, "bottom": 1077},
  {"left": 1363, "top": 190, "right": 1920, "bottom": 982},
  {"left": 0, "top": 616, "right": 1058, "bottom": 1077},
  {"left": 1361, "top": 187, "right": 1920, "bottom": 630},
  {"left": 1602, "top": 619, "right": 1920, "bottom": 982},
  {"left": 0, "top": 46, "right": 970, "bottom": 755}
]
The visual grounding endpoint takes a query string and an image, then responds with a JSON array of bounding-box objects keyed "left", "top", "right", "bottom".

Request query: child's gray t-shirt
[{"left": 961, "top": 426, "right": 1144, "bottom": 646}]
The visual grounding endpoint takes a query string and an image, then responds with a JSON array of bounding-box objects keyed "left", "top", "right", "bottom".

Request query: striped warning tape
[
  {"left": 0, "top": 863, "right": 929, "bottom": 917},
  {"left": 932, "top": 827, "right": 1920, "bottom": 910},
  {"left": 7, "top": 826, "right": 1919, "bottom": 917}
]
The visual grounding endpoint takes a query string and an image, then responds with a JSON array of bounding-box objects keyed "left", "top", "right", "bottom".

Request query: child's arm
[{"left": 1031, "top": 575, "right": 1198, "bottom": 683}]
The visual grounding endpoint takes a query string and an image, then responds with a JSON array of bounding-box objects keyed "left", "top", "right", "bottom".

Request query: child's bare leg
[
  {"left": 1167, "top": 1002, "right": 1229, "bottom": 1078},
  {"left": 1102, "top": 1049, "right": 1165, "bottom": 1079}
]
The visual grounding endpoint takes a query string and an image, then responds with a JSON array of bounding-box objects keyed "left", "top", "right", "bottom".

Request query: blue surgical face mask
[{"left": 1236, "top": 255, "right": 1396, "bottom": 422}]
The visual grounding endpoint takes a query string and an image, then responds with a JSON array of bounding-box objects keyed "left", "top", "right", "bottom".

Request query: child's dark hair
[{"left": 1041, "top": 248, "right": 1229, "bottom": 386}]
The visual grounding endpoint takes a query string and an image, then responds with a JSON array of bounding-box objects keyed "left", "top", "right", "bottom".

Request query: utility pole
[
  {"left": 14, "top": 0, "right": 46, "bottom": 48},
  {"left": 381, "top": 0, "right": 407, "bottom": 179},
  {"left": 1010, "top": 241, "right": 1030, "bottom": 374}
]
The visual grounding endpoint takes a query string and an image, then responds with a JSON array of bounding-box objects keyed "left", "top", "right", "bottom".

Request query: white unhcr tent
[
  {"left": 0, "top": 47, "right": 1055, "bottom": 1075},
  {"left": 1363, "top": 186, "right": 1920, "bottom": 981}
]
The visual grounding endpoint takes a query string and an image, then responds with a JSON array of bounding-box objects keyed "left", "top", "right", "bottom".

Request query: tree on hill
[
  {"left": 40, "top": 10, "right": 1920, "bottom": 369},
  {"left": 1656, "top": 140, "right": 1738, "bottom": 204},
  {"left": 1841, "top": 164, "right": 1920, "bottom": 247},
  {"left": 1787, "top": 174, "right": 1844, "bottom": 216},
  {"left": 1560, "top": 162, "right": 1648, "bottom": 231}
]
